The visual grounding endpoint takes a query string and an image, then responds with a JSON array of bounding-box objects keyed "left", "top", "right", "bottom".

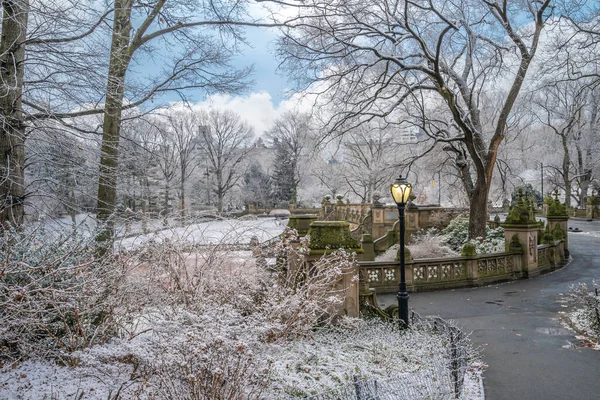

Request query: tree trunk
[
  {"left": 95, "top": 0, "right": 133, "bottom": 250},
  {"left": 561, "top": 135, "right": 571, "bottom": 209},
  {"left": 180, "top": 163, "right": 186, "bottom": 219},
  {"left": 468, "top": 179, "right": 488, "bottom": 239},
  {"left": 0, "top": 0, "right": 29, "bottom": 228}
]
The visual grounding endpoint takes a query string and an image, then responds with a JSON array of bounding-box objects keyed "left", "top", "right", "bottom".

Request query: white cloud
[{"left": 168, "top": 91, "right": 318, "bottom": 137}]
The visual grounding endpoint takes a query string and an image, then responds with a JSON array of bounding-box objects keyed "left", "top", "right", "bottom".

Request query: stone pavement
[{"left": 378, "top": 220, "right": 600, "bottom": 400}]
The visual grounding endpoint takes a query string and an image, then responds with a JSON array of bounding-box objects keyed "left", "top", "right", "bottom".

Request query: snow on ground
[
  {"left": 0, "top": 319, "right": 482, "bottom": 399},
  {"left": 27, "top": 213, "right": 288, "bottom": 249},
  {"left": 116, "top": 217, "right": 287, "bottom": 250},
  {"left": 564, "top": 309, "right": 600, "bottom": 351},
  {"left": 580, "top": 231, "right": 600, "bottom": 238}
]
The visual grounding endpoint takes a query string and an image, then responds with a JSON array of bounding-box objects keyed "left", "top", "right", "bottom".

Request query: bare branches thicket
[
  {"left": 1, "top": 0, "right": 111, "bottom": 228},
  {"left": 274, "top": 0, "right": 553, "bottom": 238},
  {"left": 93, "top": 0, "right": 272, "bottom": 249},
  {"left": 198, "top": 109, "right": 254, "bottom": 213},
  {"left": 530, "top": 79, "right": 600, "bottom": 207},
  {"left": 342, "top": 122, "right": 404, "bottom": 203}
]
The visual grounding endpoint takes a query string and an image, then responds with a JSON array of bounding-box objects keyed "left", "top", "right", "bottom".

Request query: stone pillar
[
  {"left": 360, "top": 233, "right": 375, "bottom": 261},
  {"left": 287, "top": 214, "right": 318, "bottom": 237},
  {"left": 586, "top": 196, "right": 599, "bottom": 219},
  {"left": 546, "top": 190, "right": 570, "bottom": 256},
  {"left": 501, "top": 188, "right": 541, "bottom": 277},
  {"left": 501, "top": 225, "right": 539, "bottom": 277},
  {"left": 371, "top": 204, "right": 386, "bottom": 239},
  {"left": 405, "top": 205, "right": 419, "bottom": 243},
  {"left": 546, "top": 217, "right": 569, "bottom": 256},
  {"left": 305, "top": 221, "right": 363, "bottom": 317}
]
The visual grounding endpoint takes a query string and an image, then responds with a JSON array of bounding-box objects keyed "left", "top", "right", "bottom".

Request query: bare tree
[
  {"left": 1, "top": 0, "right": 30, "bottom": 227},
  {"left": 165, "top": 110, "right": 201, "bottom": 218},
  {"left": 274, "top": 0, "right": 552, "bottom": 238},
  {"left": 198, "top": 109, "right": 253, "bottom": 213},
  {"left": 532, "top": 79, "right": 600, "bottom": 208},
  {"left": 342, "top": 123, "right": 402, "bottom": 203},
  {"left": 1, "top": 0, "right": 112, "bottom": 227},
  {"left": 87, "top": 0, "right": 275, "bottom": 247}
]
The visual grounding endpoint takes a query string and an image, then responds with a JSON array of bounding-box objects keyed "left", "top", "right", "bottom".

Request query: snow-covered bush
[
  {"left": 0, "top": 227, "right": 123, "bottom": 362},
  {"left": 441, "top": 214, "right": 470, "bottom": 251},
  {"left": 441, "top": 214, "right": 504, "bottom": 254},
  {"left": 565, "top": 282, "right": 600, "bottom": 340},
  {"left": 408, "top": 232, "right": 458, "bottom": 259}
]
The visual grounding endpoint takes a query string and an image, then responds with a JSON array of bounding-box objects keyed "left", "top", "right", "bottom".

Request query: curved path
[{"left": 379, "top": 220, "right": 600, "bottom": 400}]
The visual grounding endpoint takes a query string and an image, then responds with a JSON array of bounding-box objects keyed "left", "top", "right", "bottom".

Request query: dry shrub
[
  {"left": 0, "top": 227, "right": 123, "bottom": 364},
  {"left": 408, "top": 232, "right": 458, "bottom": 259}
]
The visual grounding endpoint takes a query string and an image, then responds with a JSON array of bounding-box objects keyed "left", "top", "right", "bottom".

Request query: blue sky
[{"left": 233, "top": 26, "right": 290, "bottom": 105}]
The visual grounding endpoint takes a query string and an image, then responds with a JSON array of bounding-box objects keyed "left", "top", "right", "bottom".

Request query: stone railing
[
  {"left": 537, "top": 240, "right": 565, "bottom": 273},
  {"left": 360, "top": 251, "right": 523, "bottom": 293},
  {"left": 359, "top": 238, "right": 567, "bottom": 294}
]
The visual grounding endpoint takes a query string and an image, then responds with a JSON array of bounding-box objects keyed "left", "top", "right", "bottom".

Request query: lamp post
[{"left": 390, "top": 175, "right": 412, "bottom": 328}]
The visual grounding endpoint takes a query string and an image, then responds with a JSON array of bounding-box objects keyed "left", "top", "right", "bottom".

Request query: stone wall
[{"left": 359, "top": 239, "right": 567, "bottom": 294}]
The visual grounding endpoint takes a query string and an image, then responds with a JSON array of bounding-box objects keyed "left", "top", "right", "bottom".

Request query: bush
[
  {"left": 440, "top": 214, "right": 470, "bottom": 251},
  {"left": 407, "top": 232, "right": 458, "bottom": 259},
  {"left": 0, "top": 227, "right": 123, "bottom": 363},
  {"left": 565, "top": 282, "right": 600, "bottom": 340},
  {"left": 440, "top": 215, "right": 504, "bottom": 254}
]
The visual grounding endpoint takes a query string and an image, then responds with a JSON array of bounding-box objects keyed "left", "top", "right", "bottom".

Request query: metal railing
[{"left": 291, "top": 316, "right": 470, "bottom": 400}]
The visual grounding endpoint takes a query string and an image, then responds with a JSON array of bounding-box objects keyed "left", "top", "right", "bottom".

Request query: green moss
[
  {"left": 287, "top": 214, "right": 318, "bottom": 236},
  {"left": 307, "top": 221, "right": 361, "bottom": 250},
  {"left": 541, "top": 224, "right": 554, "bottom": 244},
  {"left": 552, "top": 224, "right": 564, "bottom": 240},
  {"left": 547, "top": 190, "right": 568, "bottom": 217},
  {"left": 508, "top": 234, "right": 523, "bottom": 252},
  {"left": 461, "top": 242, "right": 477, "bottom": 256}
]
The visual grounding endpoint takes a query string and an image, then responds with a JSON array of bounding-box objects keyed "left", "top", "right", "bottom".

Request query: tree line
[{"left": 2, "top": 0, "right": 600, "bottom": 247}]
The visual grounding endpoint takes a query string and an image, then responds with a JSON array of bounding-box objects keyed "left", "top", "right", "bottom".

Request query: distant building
[{"left": 398, "top": 125, "right": 420, "bottom": 144}]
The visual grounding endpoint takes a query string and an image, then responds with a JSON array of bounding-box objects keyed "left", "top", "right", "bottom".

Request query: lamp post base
[{"left": 397, "top": 291, "right": 410, "bottom": 328}]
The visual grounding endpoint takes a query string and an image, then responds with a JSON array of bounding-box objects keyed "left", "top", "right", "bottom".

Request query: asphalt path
[{"left": 378, "top": 220, "right": 600, "bottom": 400}]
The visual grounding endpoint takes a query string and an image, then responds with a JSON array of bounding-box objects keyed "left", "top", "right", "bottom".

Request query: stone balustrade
[
  {"left": 359, "top": 237, "right": 567, "bottom": 294},
  {"left": 360, "top": 251, "right": 525, "bottom": 293}
]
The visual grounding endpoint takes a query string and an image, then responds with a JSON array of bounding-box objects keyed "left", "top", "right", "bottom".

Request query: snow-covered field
[
  {"left": 29, "top": 213, "right": 288, "bottom": 249},
  {"left": 116, "top": 217, "right": 287, "bottom": 250}
]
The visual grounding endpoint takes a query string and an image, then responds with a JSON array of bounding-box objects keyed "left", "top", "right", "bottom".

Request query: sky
[{"left": 156, "top": 8, "right": 296, "bottom": 138}]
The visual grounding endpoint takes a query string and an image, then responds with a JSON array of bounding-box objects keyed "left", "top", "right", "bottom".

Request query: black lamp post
[{"left": 390, "top": 175, "right": 412, "bottom": 328}]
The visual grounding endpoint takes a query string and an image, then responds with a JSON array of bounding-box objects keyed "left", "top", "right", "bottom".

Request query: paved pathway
[{"left": 379, "top": 220, "right": 600, "bottom": 400}]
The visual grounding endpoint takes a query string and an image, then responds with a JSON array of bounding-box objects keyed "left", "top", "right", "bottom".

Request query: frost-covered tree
[
  {"left": 267, "top": 112, "right": 312, "bottom": 204},
  {"left": 342, "top": 123, "right": 403, "bottom": 203},
  {"left": 274, "top": 0, "right": 553, "bottom": 238},
  {"left": 271, "top": 139, "right": 296, "bottom": 204},
  {"left": 242, "top": 163, "right": 273, "bottom": 207},
  {"left": 0, "top": 0, "right": 111, "bottom": 227},
  {"left": 165, "top": 110, "right": 202, "bottom": 217},
  {"left": 198, "top": 109, "right": 253, "bottom": 213}
]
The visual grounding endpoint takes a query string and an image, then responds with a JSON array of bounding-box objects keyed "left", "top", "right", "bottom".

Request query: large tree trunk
[
  {"left": 95, "top": 0, "right": 133, "bottom": 250},
  {"left": 216, "top": 170, "right": 223, "bottom": 213},
  {"left": 561, "top": 135, "right": 571, "bottom": 209},
  {"left": 468, "top": 178, "right": 489, "bottom": 239},
  {"left": 0, "top": 0, "right": 29, "bottom": 228}
]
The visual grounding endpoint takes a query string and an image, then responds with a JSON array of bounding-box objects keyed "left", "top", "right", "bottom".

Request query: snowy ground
[
  {"left": 116, "top": 217, "right": 288, "bottom": 250},
  {"left": 564, "top": 309, "right": 600, "bottom": 351},
  {"left": 29, "top": 213, "right": 288, "bottom": 249},
  {"left": 0, "top": 319, "right": 483, "bottom": 399},
  {"left": 2, "top": 215, "right": 486, "bottom": 399}
]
